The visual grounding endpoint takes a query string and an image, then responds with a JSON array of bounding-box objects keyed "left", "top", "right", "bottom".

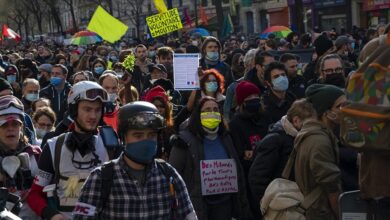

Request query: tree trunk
[
  {"left": 214, "top": 0, "right": 224, "bottom": 38},
  {"left": 295, "top": 0, "right": 304, "bottom": 33},
  {"left": 69, "top": 0, "right": 78, "bottom": 32}
]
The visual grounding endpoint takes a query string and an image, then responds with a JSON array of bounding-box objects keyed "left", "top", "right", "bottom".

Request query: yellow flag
[
  {"left": 87, "top": 6, "right": 128, "bottom": 43},
  {"left": 153, "top": 0, "right": 168, "bottom": 13}
]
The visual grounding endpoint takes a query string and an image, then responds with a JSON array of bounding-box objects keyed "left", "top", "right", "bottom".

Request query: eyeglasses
[{"left": 323, "top": 67, "right": 344, "bottom": 75}]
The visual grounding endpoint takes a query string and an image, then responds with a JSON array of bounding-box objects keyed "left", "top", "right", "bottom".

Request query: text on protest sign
[
  {"left": 173, "top": 53, "right": 200, "bottom": 90},
  {"left": 146, "top": 8, "right": 183, "bottom": 38},
  {"left": 200, "top": 159, "right": 238, "bottom": 196}
]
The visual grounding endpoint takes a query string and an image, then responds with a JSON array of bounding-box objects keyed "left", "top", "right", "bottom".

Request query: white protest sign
[
  {"left": 173, "top": 53, "right": 200, "bottom": 90},
  {"left": 200, "top": 159, "right": 238, "bottom": 196}
]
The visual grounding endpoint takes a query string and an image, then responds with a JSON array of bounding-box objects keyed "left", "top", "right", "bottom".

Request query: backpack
[
  {"left": 260, "top": 148, "right": 322, "bottom": 220},
  {"left": 340, "top": 33, "right": 390, "bottom": 151}
]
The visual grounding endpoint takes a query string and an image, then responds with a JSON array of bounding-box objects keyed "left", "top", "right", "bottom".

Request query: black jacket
[
  {"left": 288, "top": 75, "right": 307, "bottom": 99},
  {"left": 39, "top": 82, "right": 71, "bottom": 124},
  {"left": 200, "top": 58, "right": 234, "bottom": 89},
  {"left": 229, "top": 112, "right": 270, "bottom": 173},
  {"left": 248, "top": 120, "right": 295, "bottom": 207},
  {"left": 262, "top": 90, "right": 296, "bottom": 126}
]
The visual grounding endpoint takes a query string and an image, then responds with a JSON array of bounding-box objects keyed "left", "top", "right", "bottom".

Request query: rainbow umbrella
[
  {"left": 260, "top": 26, "right": 292, "bottom": 39},
  {"left": 70, "top": 30, "right": 102, "bottom": 45},
  {"left": 187, "top": 28, "right": 210, "bottom": 37}
]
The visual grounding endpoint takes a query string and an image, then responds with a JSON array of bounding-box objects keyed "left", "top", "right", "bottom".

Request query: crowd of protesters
[{"left": 0, "top": 22, "right": 389, "bottom": 220}]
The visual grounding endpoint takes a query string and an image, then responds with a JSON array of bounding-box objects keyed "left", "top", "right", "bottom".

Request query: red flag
[
  {"left": 2, "top": 24, "right": 21, "bottom": 42},
  {"left": 184, "top": 8, "right": 192, "bottom": 28},
  {"left": 200, "top": 6, "right": 208, "bottom": 25}
]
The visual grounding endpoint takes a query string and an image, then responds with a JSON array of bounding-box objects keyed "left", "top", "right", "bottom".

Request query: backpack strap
[
  {"left": 53, "top": 133, "right": 66, "bottom": 185},
  {"left": 155, "top": 159, "right": 178, "bottom": 220},
  {"left": 98, "top": 161, "right": 115, "bottom": 217}
]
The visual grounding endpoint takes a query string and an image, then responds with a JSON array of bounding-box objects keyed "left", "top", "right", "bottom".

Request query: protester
[
  {"left": 248, "top": 99, "right": 317, "bottom": 217},
  {"left": 229, "top": 81, "right": 269, "bottom": 218},
  {"left": 37, "top": 63, "right": 52, "bottom": 88},
  {"left": 169, "top": 96, "right": 252, "bottom": 220},
  {"left": 91, "top": 58, "right": 107, "bottom": 79},
  {"left": 74, "top": 101, "right": 197, "bottom": 219},
  {"left": 31, "top": 98, "right": 51, "bottom": 114},
  {"left": 32, "top": 106, "right": 56, "bottom": 145},
  {"left": 27, "top": 81, "right": 119, "bottom": 219},
  {"left": 21, "top": 78, "right": 40, "bottom": 115},
  {"left": 39, "top": 64, "right": 71, "bottom": 124},
  {"left": 0, "top": 95, "right": 41, "bottom": 219},
  {"left": 262, "top": 61, "right": 296, "bottom": 124},
  {"left": 143, "top": 86, "right": 175, "bottom": 159},
  {"left": 295, "top": 84, "right": 345, "bottom": 219},
  {"left": 72, "top": 71, "right": 89, "bottom": 84},
  {"left": 98, "top": 72, "right": 120, "bottom": 131},
  {"left": 279, "top": 53, "right": 306, "bottom": 98},
  {"left": 200, "top": 36, "right": 234, "bottom": 87},
  {"left": 314, "top": 54, "right": 346, "bottom": 88}
]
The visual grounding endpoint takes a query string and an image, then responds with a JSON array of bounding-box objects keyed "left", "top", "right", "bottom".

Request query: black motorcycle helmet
[{"left": 118, "top": 101, "right": 165, "bottom": 139}]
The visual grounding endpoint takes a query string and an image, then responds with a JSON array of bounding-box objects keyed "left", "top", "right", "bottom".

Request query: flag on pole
[
  {"left": 230, "top": 0, "right": 237, "bottom": 16},
  {"left": 220, "top": 13, "right": 234, "bottom": 39},
  {"left": 184, "top": 8, "right": 192, "bottom": 28},
  {"left": 153, "top": 0, "right": 168, "bottom": 13},
  {"left": 87, "top": 6, "right": 128, "bottom": 43},
  {"left": 2, "top": 25, "right": 21, "bottom": 42},
  {"left": 200, "top": 6, "right": 208, "bottom": 25}
]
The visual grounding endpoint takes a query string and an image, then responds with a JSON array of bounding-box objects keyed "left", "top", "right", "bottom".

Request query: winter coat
[
  {"left": 294, "top": 120, "right": 341, "bottom": 220},
  {"left": 39, "top": 82, "right": 71, "bottom": 124},
  {"left": 229, "top": 112, "right": 270, "bottom": 174},
  {"left": 261, "top": 89, "right": 296, "bottom": 125},
  {"left": 168, "top": 129, "right": 253, "bottom": 220},
  {"left": 249, "top": 117, "right": 296, "bottom": 207}
]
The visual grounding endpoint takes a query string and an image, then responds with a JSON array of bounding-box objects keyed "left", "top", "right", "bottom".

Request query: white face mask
[
  {"left": 191, "top": 40, "right": 199, "bottom": 47},
  {"left": 108, "top": 93, "right": 118, "bottom": 102},
  {"left": 36, "top": 128, "right": 49, "bottom": 139},
  {"left": 150, "top": 79, "right": 158, "bottom": 85}
]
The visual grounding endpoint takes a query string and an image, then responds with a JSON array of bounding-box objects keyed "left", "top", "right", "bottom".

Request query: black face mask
[
  {"left": 244, "top": 98, "right": 261, "bottom": 114},
  {"left": 325, "top": 73, "right": 346, "bottom": 88}
]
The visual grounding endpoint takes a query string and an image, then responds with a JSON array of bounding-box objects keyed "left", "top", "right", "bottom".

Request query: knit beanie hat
[
  {"left": 313, "top": 34, "right": 333, "bottom": 57},
  {"left": 0, "top": 77, "right": 12, "bottom": 93},
  {"left": 236, "top": 81, "right": 260, "bottom": 106},
  {"left": 305, "top": 84, "right": 344, "bottom": 116}
]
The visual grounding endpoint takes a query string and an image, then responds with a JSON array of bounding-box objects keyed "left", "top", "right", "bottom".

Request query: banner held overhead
[
  {"left": 146, "top": 8, "right": 183, "bottom": 38},
  {"left": 87, "top": 6, "right": 128, "bottom": 43}
]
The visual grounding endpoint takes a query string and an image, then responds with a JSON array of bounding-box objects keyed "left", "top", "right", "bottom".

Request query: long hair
[
  {"left": 187, "top": 96, "right": 225, "bottom": 138},
  {"left": 200, "top": 69, "right": 225, "bottom": 94}
]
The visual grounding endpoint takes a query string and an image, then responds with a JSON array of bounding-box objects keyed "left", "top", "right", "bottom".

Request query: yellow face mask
[{"left": 201, "top": 112, "right": 221, "bottom": 130}]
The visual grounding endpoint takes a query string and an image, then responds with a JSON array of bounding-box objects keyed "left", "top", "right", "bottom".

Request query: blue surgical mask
[
  {"left": 6, "top": 75, "right": 16, "bottom": 84},
  {"left": 205, "top": 81, "right": 218, "bottom": 93},
  {"left": 50, "top": 76, "right": 63, "bottom": 86},
  {"left": 25, "top": 93, "right": 39, "bottom": 102},
  {"left": 351, "top": 42, "right": 355, "bottom": 50},
  {"left": 206, "top": 51, "right": 219, "bottom": 61},
  {"left": 272, "top": 75, "right": 289, "bottom": 91},
  {"left": 124, "top": 140, "right": 157, "bottom": 164},
  {"left": 94, "top": 66, "right": 105, "bottom": 75},
  {"left": 37, "top": 74, "right": 42, "bottom": 80},
  {"left": 110, "top": 56, "right": 118, "bottom": 62}
]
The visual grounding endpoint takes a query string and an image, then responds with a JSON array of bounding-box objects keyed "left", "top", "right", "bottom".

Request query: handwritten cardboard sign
[
  {"left": 200, "top": 159, "right": 238, "bottom": 195},
  {"left": 146, "top": 8, "right": 183, "bottom": 38}
]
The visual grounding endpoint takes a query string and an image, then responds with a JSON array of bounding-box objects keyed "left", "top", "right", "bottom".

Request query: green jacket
[{"left": 294, "top": 120, "right": 341, "bottom": 220}]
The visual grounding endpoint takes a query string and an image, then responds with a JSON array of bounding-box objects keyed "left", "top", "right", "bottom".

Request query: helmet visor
[
  {"left": 126, "top": 112, "right": 165, "bottom": 130},
  {"left": 83, "top": 88, "right": 108, "bottom": 102},
  {"left": 0, "top": 96, "right": 24, "bottom": 112}
]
